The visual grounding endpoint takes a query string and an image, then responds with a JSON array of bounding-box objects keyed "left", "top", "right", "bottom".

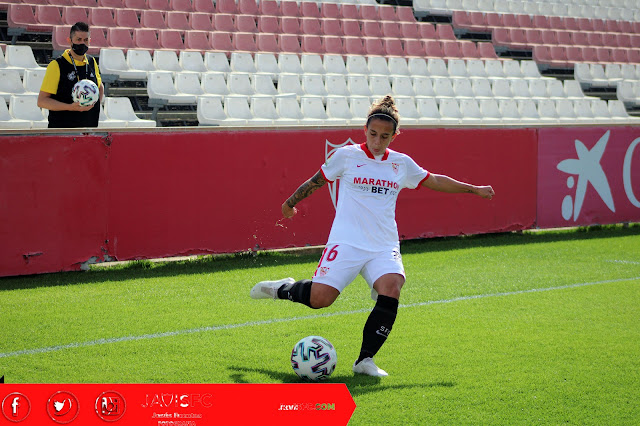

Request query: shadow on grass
[
  {"left": 2, "top": 224, "right": 638, "bottom": 291},
  {"left": 227, "top": 366, "right": 455, "bottom": 396}
]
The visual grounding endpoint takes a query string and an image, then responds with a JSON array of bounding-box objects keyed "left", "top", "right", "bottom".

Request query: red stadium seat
[
  {"left": 340, "top": 4, "right": 358, "bottom": 20},
  {"left": 184, "top": 30, "right": 209, "bottom": 51},
  {"left": 88, "top": 28, "right": 108, "bottom": 53},
  {"left": 141, "top": 10, "right": 167, "bottom": 29},
  {"left": 556, "top": 30, "right": 572, "bottom": 46},
  {"left": 124, "top": 0, "right": 146, "bottom": 8},
  {"left": 342, "top": 19, "right": 361, "bottom": 37},
  {"left": 435, "top": 24, "right": 455, "bottom": 40},
  {"left": 378, "top": 5, "right": 398, "bottom": 22},
  {"left": 540, "top": 29, "right": 558, "bottom": 46},
  {"left": 364, "top": 38, "right": 384, "bottom": 56},
  {"left": 549, "top": 45, "right": 569, "bottom": 67},
  {"left": 477, "top": 42, "right": 498, "bottom": 59},
  {"left": 192, "top": 0, "right": 214, "bottom": 14},
  {"left": 189, "top": 13, "right": 213, "bottom": 31},
  {"left": 166, "top": 11, "right": 190, "bottom": 30},
  {"left": 147, "top": 0, "right": 170, "bottom": 10},
  {"left": 320, "top": 3, "right": 340, "bottom": 19},
  {"left": 532, "top": 15, "right": 550, "bottom": 29},
  {"left": 362, "top": 21, "right": 382, "bottom": 38},
  {"left": 301, "top": 35, "right": 324, "bottom": 54},
  {"left": 492, "top": 28, "right": 510, "bottom": 51},
  {"left": 359, "top": 5, "right": 377, "bottom": 20},
  {"left": 460, "top": 40, "right": 480, "bottom": 59},
  {"left": 300, "top": 1, "right": 320, "bottom": 18},
  {"left": 134, "top": 28, "right": 161, "bottom": 50},
  {"left": 158, "top": 29, "right": 184, "bottom": 50},
  {"left": 631, "top": 34, "right": 640, "bottom": 48},
  {"left": 441, "top": 40, "right": 462, "bottom": 59},
  {"left": 418, "top": 23, "right": 436, "bottom": 39},
  {"left": 278, "top": 34, "right": 301, "bottom": 53},
  {"left": 592, "top": 18, "right": 606, "bottom": 32},
  {"left": 596, "top": 47, "right": 612, "bottom": 63},
  {"left": 234, "top": 32, "right": 257, "bottom": 52},
  {"left": 581, "top": 46, "right": 598, "bottom": 62},
  {"left": 237, "top": 0, "right": 258, "bottom": 15},
  {"left": 236, "top": 15, "right": 257, "bottom": 33},
  {"left": 586, "top": 32, "right": 604, "bottom": 47},
  {"left": 577, "top": 18, "right": 593, "bottom": 32},
  {"left": 603, "top": 33, "right": 618, "bottom": 48},
  {"left": 321, "top": 19, "right": 342, "bottom": 36},
  {"left": 400, "top": 22, "right": 419, "bottom": 39},
  {"left": 344, "top": 37, "right": 365, "bottom": 55},
  {"left": 213, "top": 14, "right": 235, "bottom": 32},
  {"left": 280, "top": 0, "right": 300, "bottom": 17},
  {"left": 300, "top": 17, "right": 321, "bottom": 35},
  {"left": 256, "top": 33, "right": 279, "bottom": 53},
  {"left": 210, "top": 31, "right": 233, "bottom": 55},
  {"left": 619, "top": 20, "right": 633, "bottom": 33},
  {"left": 566, "top": 46, "right": 582, "bottom": 63},
  {"left": 216, "top": 0, "right": 236, "bottom": 14},
  {"left": 516, "top": 14, "right": 533, "bottom": 28},
  {"left": 35, "top": 5, "right": 62, "bottom": 28},
  {"left": 280, "top": 17, "right": 300, "bottom": 34},
  {"left": 424, "top": 40, "right": 444, "bottom": 58},
  {"left": 107, "top": 28, "right": 135, "bottom": 49},
  {"left": 169, "top": 0, "right": 193, "bottom": 12},
  {"left": 384, "top": 38, "right": 404, "bottom": 56},
  {"left": 611, "top": 48, "right": 628, "bottom": 64},
  {"left": 97, "top": 0, "right": 123, "bottom": 7},
  {"left": 115, "top": 9, "right": 141, "bottom": 28},
  {"left": 486, "top": 13, "right": 503, "bottom": 29},
  {"left": 627, "top": 49, "right": 640, "bottom": 63},
  {"left": 259, "top": 0, "right": 279, "bottom": 16},
  {"left": 466, "top": 12, "right": 488, "bottom": 32},
  {"left": 616, "top": 34, "right": 632, "bottom": 48},
  {"left": 396, "top": 6, "right": 415, "bottom": 23},
  {"left": 89, "top": 8, "right": 116, "bottom": 28},
  {"left": 548, "top": 16, "right": 565, "bottom": 30},
  {"left": 382, "top": 21, "right": 402, "bottom": 39},
  {"left": 52, "top": 24, "right": 69, "bottom": 50},
  {"left": 524, "top": 29, "right": 543, "bottom": 48},
  {"left": 257, "top": 16, "right": 279, "bottom": 34},
  {"left": 564, "top": 17, "right": 579, "bottom": 31},
  {"left": 73, "top": 0, "right": 97, "bottom": 7},
  {"left": 61, "top": 6, "right": 88, "bottom": 26},
  {"left": 502, "top": 14, "right": 518, "bottom": 28},
  {"left": 322, "top": 36, "right": 343, "bottom": 55},
  {"left": 404, "top": 39, "right": 426, "bottom": 57},
  {"left": 605, "top": 20, "right": 620, "bottom": 33}
]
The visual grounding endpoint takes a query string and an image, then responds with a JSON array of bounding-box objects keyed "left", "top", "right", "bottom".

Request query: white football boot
[
  {"left": 250, "top": 277, "right": 295, "bottom": 299},
  {"left": 352, "top": 357, "right": 388, "bottom": 377}
]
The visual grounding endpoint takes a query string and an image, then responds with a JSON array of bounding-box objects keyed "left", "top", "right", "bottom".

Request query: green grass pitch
[{"left": 1, "top": 225, "right": 639, "bottom": 424}]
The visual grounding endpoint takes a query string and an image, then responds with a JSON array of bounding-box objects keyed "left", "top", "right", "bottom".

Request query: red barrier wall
[
  {"left": 0, "top": 126, "right": 536, "bottom": 277},
  {"left": 537, "top": 127, "right": 640, "bottom": 228}
]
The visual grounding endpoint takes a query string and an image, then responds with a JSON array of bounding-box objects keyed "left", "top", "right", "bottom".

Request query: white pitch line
[
  {"left": 1, "top": 276, "right": 638, "bottom": 359},
  {"left": 605, "top": 260, "right": 640, "bottom": 265}
]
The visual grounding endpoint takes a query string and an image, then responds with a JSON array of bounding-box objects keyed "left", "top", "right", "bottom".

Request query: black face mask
[{"left": 71, "top": 43, "right": 88, "bottom": 56}]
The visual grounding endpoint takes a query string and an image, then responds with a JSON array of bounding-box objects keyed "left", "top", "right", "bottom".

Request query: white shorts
[{"left": 311, "top": 243, "right": 405, "bottom": 293}]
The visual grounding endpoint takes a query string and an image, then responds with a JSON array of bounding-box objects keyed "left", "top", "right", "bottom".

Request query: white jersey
[{"left": 321, "top": 143, "right": 429, "bottom": 250}]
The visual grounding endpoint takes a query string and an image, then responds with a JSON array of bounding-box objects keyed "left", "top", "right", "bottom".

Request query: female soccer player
[{"left": 251, "top": 96, "right": 495, "bottom": 377}]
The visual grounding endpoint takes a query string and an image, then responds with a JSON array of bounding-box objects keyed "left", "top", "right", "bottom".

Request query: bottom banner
[{"left": 0, "top": 383, "right": 355, "bottom": 425}]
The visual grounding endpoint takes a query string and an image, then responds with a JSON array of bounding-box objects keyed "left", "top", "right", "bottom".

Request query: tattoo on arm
[{"left": 286, "top": 170, "right": 327, "bottom": 208}]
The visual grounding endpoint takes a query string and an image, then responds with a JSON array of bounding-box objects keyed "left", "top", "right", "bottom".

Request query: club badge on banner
[{"left": 0, "top": 384, "right": 355, "bottom": 425}]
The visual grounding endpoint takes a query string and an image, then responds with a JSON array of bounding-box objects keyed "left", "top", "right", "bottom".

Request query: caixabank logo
[{"left": 538, "top": 128, "right": 640, "bottom": 228}]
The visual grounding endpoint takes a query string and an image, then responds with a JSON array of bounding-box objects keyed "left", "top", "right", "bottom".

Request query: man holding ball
[{"left": 38, "top": 22, "right": 104, "bottom": 128}]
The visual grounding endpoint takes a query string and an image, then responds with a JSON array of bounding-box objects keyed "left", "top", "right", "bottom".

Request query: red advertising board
[
  {"left": 0, "top": 383, "right": 355, "bottom": 425},
  {"left": 537, "top": 127, "right": 640, "bottom": 228}
]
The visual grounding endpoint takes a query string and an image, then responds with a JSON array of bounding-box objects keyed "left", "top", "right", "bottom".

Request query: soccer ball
[
  {"left": 290, "top": 335, "right": 337, "bottom": 381},
  {"left": 72, "top": 79, "right": 99, "bottom": 107}
]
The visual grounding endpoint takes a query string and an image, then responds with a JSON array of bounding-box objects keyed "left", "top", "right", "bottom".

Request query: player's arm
[
  {"left": 422, "top": 173, "right": 494, "bottom": 199},
  {"left": 282, "top": 169, "right": 327, "bottom": 218}
]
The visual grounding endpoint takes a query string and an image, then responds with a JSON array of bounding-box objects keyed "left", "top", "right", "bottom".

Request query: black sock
[
  {"left": 277, "top": 279, "right": 315, "bottom": 308},
  {"left": 356, "top": 295, "right": 399, "bottom": 364}
]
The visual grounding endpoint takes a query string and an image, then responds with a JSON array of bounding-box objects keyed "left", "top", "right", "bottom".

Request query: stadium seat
[
  {"left": 8, "top": 4, "right": 48, "bottom": 33},
  {"left": 35, "top": 5, "right": 63, "bottom": 29},
  {"left": 9, "top": 95, "right": 47, "bottom": 128},
  {"left": 188, "top": 13, "right": 212, "bottom": 31},
  {"left": 153, "top": 49, "right": 183, "bottom": 73},
  {"left": 302, "top": 35, "right": 324, "bottom": 55},
  {"left": 478, "top": 98, "right": 503, "bottom": 122},
  {"left": 535, "top": 99, "right": 560, "bottom": 122},
  {"left": 124, "top": 0, "right": 146, "bottom": 9},
  {"left": 237, "top": 0, "right": 258, "bottom": 15},
  {"left": 323, "top": 54, "right": 347, "bottom": 75},
  {"left": 89, "top": 8, "right": 115, "bottom": 28},
  {"left": 348, "top": 96, "right": 369, "bottom": 125},
  {"left": 147, "top": 71, "right": 197, "bottom": 104},
  {"left": 325, "top": 96, "right": 354, "bottom": 124},
  {"left": 277, "top": 74, "right": 304, "bottom": 98},
  {"left": 342, "top": 20, "right": 361, "bottom": 37},
  {"left": 447, "top": 59, "right": 468, "bottom": 79},
  {"left": 279, "top": 34, "right": 302, "bottom": 54},
  {"left": 301, "top": 54, "right": 325, "bottom": 75},
  {"left": 498, "top": 99, "right": 521, "bottom": 121},
  {"left": 510, "top": 79, "right": 531, "bottom": 100},
  {"left": 252, "top": 73, "right": 278, "bottom": 98},
  {"left": 236, "top": 15, "right": 257, "bottom": 33},
  {"left": 472, "top": 78, "right": 494, "bottom": 100},
  {"left": 259, "top": 0, "right": 279, "bottom": 16},
  {"left": 300, "top": 1, "right": 320, "bottom": 18},
  {"left": 416, "top": 97, "right": 446, "bottom": 124},
  {"left": 107, "top": 28, "right": 135, "bottom": 50},
  {"left": 438, "top": 99, "right": 463, "bottom": 123},
  {"left": 170, "top": 0, "right": 193, "bottom": 12},
  {"left": 227, "top": 72, "right": 254, "bottom": 96},
  {"left": 159, "top": 29, "right": 185, "bottom": 51},
  {"left": 127, "top": 48, "right": 156, "bottom": 72},
  {"left": 147, "top": 0, "right": 170, "bottom": 10},
  {"left": 453, "top": 78, "right": 474, "bottom": 99},
  {"left": 230, "top": 52, "right": 256, "bottom": 74},
  {"left": 299, "top": 95, "right": 330, "bottom": 123},
  {"left": 100, "top": 48, "right": 148, "bottom": 79},
  {"left": 22, "top": 69, "right": 46, "bottom": 95},
  {"left": 391, "top": 76, "right": 416, "bottom": 98},
  {"left": 459, "top": 99, "right": 486, "bottom": 124},
  {"left": 348, "top": 75, "right": 373, "bottom": 97},
  {"left": 368, "top": 56, "right": 390, "bottom": 76},
  {"left": 528, "top": 79, "right": 548, "bottom": 101},
  {"left": 491, "top": 79, "right": 513, "bottom": 100},
  {"left": 408, "top": 58, "right": 428, "bottom": 76},
  {"left": 590, "top": 99, "right": 612, "bottom": 120},
  {"left": 369, "top": 75, "right": 392, "bottom": 98},
  {"left": 608, "top": 100, "right": 639, "bottom": 121},
  {"left": 0, "top": 69, "right": 26, "bottom": 101},
  {"left": 140, "top": 10, "right": 167, "bottom": 29},
  {"left": 250, "top": 96, "right": 298, "bottom": 126},
  {"left": 388, "top": 57, "right": 410, "bottom": 77},
  {"left": 344, "top": 37, "right": 365, "bottom": 56},
  {"left": 257, "top": 16, "right": 279, "bottom": 34},
  {"left": 233, "top": 33, "right": 257, "bottom": 52},
  {"left": 275, "top": 97, "right": 306, "bottom": 123},
  {"left": 4, "top": 46, "right": 44, "bottom": 77},
  {"left": 302, "top": 74, "right": 327, "bottom": 98},
  {"left": 114, "top": 9, "right": 140, "bottom": 29},
  {"left": 427, "top": 58, "right": 449, "bottom": 79},
  {"left": 325, "top": 74, "right": 350, "bottom": 98},
  {"left": 197, "top": 96, "right": 245, "bottom": 126},
  {"left": 185, "top": 31, "right": 211, "bottom": 52},
  {"left": 573, "top": 98, "right": 596, "bottom": 121},
  {"left": 210, "top": 32, "right": 233, "bottom": 56},
  {"left": 555, "top": 99, "right": 580, "bottom": 122},
  {"left": 617, "top": 81, "right": 640, "bottom": 107},
  {"left": 179, "top": 51, "right": 206, "bottom": 74},
  {"left": 255, "top": 53, "right": 280, "bottom": 80},
  {"left": 0, "top": 98, "right": 34, "bottom": 129},
  {"left": 393, "top": 97, "right": 420, "bottom": 125},
  {"left": 413, "top": 76, "right": 435, "bottom": 98},
  {"left": 204, "top": 51, "right": 231, "bottom": 74},
  {"left": 166, "top": 11, "right": 190, "bottom": 30},
  {"left": 216, "top": 0, "right": 237, "bottom": 14},
  {"left": 322, "top": 36, "right": 343, "bottom": 55},
  {"left": 278, "top": 53, "right": 303, "bottom": 75},
  {"left": 133, "top": 28, "right": 161, "bottom": 50},
  {"left": 201, "top": 73, "right": 229, "bottom": 98},
  {"left": 175, "top": 72, "right": 204, "bottom": 96},
  {"left": 212, "top": 14, "right": 235, "bottom": 33}
]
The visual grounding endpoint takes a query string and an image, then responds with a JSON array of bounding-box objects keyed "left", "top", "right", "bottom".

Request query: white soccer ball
[
  {"left": 72, "top": 79, "right": 99, "bottom": 107},
  {"left": 290, "top": 335, "right": 337, "bottom": 381}
]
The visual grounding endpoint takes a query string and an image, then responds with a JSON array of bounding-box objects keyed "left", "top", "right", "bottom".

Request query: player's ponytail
[{"left": 367, "top": 95, "right": 400, "bottom": 134}]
